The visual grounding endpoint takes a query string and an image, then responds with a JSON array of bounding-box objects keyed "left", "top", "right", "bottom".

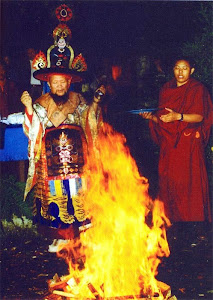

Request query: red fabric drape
[{"left": 112, "top": 65, "right": 122, "bottom": 81}]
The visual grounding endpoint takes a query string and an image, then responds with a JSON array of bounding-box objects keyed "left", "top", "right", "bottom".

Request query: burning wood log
[
  {"left": 48, "top": 273, "right": 69, "bottom": 293},
  {"left": 157, "top": 281, "right": 171, "bottom": 299},
  {"left": 44, "top": 293, "right": 63, "bottom": 300},
  {"left": 47, "top": 274, "right": 177, "bottom": 300},
  {"left": 52, "top": 289, "right": 76, "bottom": 298},
  {"left": 46, "top": 290, "right": 177, "bottom": 300},
  {"left": 47, "top": 280, "right": 177, "bottom": 300},
  {"left": 87, "top": 282, "right": 103, "bottom": 299}
]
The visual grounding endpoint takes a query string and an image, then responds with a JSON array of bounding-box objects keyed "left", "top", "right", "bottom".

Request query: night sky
[{"left": 1, "top": 0, "right": 208, "bottom": 69}]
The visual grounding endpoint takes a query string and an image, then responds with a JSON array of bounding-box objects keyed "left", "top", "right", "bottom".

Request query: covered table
[
  {"left": 0, "top": 123, "right": 28, "bottom": 182},
  {"left": 0, "top": 124, "right": 28, "bottom": 161}
]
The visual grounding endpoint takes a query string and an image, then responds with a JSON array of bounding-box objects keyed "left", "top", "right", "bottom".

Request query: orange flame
[{"left": 57, "top": 123, "right": 171, "bottom": 299}]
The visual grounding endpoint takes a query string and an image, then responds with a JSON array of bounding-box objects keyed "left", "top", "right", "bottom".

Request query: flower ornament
[
  {"left": 53, "top": 24, "right": 72, "bottom": 45},
  {"left": 72, "top": 54, "right": 87, "bottom": 72},
  {"left": 55, "top": 4, "right": 73, "bottom": 22},
  {"left": 32, "top": 51, "right": 47, "bottom": 70}
]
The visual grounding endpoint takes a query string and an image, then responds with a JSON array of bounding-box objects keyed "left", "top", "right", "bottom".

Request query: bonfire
[{"left": 46, "top": 124, "right": 176, "bottom": 300}]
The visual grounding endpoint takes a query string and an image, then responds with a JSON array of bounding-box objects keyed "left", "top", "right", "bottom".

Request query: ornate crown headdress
[{"left": 32, "top": 4, "right": 87, "bottom": 82}]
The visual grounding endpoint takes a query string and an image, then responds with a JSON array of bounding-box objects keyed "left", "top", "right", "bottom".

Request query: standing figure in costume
[
  {"left": 21, "top": 69, "right": 104, "bottom": 249},
  {"left": 20, "top": 4, "right": 105, "bottom": 251},
  {"left": 140, "top": 57, "right": 212, "bottom": 222}
]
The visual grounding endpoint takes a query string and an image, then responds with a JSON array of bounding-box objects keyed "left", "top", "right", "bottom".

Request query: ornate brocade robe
[{"left": 23, "top": 91, "right": 103, "bottom": 229}]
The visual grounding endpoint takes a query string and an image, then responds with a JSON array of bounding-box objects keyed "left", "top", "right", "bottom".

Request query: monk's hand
[
  {"left": 139, "top": 112, "right": 153, "bottom": 120},
  {"left": 21, "top": 91, "right": 33, "bottom": 114},
  {"left": 160, "top": 108, "right": 180, "bottom": 123}
]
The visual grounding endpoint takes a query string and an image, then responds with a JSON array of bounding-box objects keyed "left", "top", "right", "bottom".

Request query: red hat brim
[{"left": 33, "top": 67, "right": 83, "bottom": 82}]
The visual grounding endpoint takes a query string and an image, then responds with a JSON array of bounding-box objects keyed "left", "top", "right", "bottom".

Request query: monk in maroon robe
[{"left": 140, "top": 58, "right": 212, "bottom": 222}]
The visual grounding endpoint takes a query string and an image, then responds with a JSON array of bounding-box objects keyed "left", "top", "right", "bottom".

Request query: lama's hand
[
  {"left": 160, "top": 108, "right": 180, "bottom": 123},
  {"left": 21, "top": 91, "right": 33, "bottom": 115},
  {"left": 139, "top": 112, "right": 153, "bottom": 120}
]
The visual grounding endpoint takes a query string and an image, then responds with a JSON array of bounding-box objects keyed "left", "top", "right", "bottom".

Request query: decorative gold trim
[
  {"left": 47, "top": 45, "right": 55, "bottom": 68},
  {"left": 67, "top": 45, "right": 74, "bottom": 68}
]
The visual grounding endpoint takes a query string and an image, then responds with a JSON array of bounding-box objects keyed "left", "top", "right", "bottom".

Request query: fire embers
[{"left": 46, "top": 123, "right": 174, "bottom": 299}]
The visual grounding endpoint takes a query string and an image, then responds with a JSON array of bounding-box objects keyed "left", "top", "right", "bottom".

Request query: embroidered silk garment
[{"left": 23, "top": 92, "right": 103, "bottom": 229}]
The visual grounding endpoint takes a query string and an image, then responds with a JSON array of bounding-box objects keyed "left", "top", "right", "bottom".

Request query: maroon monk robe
[{"left": 150, "top": 78, "right": 212, "bottom": 222}]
